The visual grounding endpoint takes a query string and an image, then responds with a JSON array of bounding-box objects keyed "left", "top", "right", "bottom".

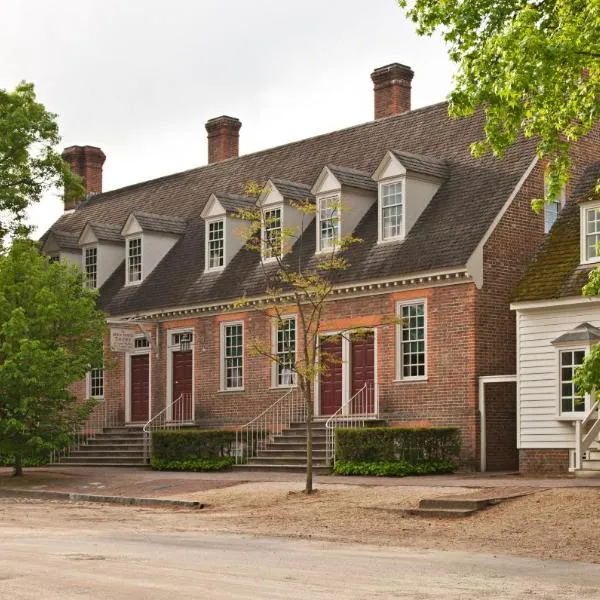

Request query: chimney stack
[
  {"left": 61, "top": 145, "right": 106, "bottom": 210},
  {"left": 205, "top": 115, "right": 241, "bottom": 164},
  {"left": 371, "top": 63, "right": 414, "bottom": 119}
]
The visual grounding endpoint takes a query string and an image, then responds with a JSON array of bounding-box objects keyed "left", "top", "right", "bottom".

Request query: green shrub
[
  {"left": 333, "top": 459, "right": 457, "bottom": 477},
  {"left": 335, "top": 426, "right": 461, "bottom": 464},
  {"left": 152, "top": 429, "right": 237, "bottom": 465},
  {"left": 0, "top": 453, "right": 50, "bottom": 467},
  {"left": 151, "top": 457, "right": 234, "bottom": 471}
]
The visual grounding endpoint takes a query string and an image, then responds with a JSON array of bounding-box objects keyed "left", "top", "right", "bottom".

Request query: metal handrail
[
  {"left": 325, "top": 382, "right": 376, "bottom": 465},
  {"left": 49, "top": 399, "right": 121, "bottom": 464},
  {"left": 142, "top": 393, "right": 190, "bottom": 463},
  {"left": 235, "top": 387, "right": 305, "bottom": 464}
]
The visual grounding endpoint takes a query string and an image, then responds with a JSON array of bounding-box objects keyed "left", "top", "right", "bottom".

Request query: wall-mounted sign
[{"left": 110, "top": 327, "right": 136, "bottom": 352}]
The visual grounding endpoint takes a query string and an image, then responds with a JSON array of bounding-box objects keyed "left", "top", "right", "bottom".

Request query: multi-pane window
[
  {"left": 208, "top": 220, "right": 225, "bottom": 269},
  {"left": 89, "top": 368, "right": 104, "bottom": 398},
  {"left": 84, "top": 246, "right": 98, "bottom": 288},
  {"left": 171, "top": 332, "right": 193, "bottom": 351},
  {"left": 586, "top": 207, "right": 600, "bottom": 261},
  {"left": 398, "top": 302, "right": 426, "bottom": 378},
  {"left": 263, "top": 208, "right": 282, "bottom": 260},
  {"left": 318, "top": 196, "right": 340, "bottom": 251},
  {"left": 560, "top": 349, "right": 586, "bottom": 414},
  {"left": 275, "top": 317, "right": 296, "bottom": 386},
  {"left": 127, "top": 237, "right": 142, "bottom": 283},
  {"left": 381, "top": 181, "right": 403, "bottom": 240},
  {"left": 223, "top": 323, "right": 243, "bottom": 389},
  {"left": 134, "top": 337, "right": 150, "bottom": 349}
]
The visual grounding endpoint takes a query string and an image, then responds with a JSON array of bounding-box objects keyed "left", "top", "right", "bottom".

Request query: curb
[{"left": 0, "top": 488, "right": 205, "bottom": 509}]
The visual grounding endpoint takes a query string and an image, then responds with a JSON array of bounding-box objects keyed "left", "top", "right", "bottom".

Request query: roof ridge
[{"left": 77, "top": 101, "right": 450, "bottom": 209}]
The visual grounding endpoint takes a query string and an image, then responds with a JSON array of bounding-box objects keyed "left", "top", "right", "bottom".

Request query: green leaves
[
  {"left": 0, "top": 239, "right": 106, "bottom": 464},
  {"left": 0, "top": 82, "right": 84, "bottom": 240},
  {"left": 398, "top": 0, "right": 600, "bottom": 203}
]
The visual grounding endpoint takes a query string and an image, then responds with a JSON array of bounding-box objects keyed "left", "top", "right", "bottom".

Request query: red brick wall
[{"left": 519, "top": 448, "right": 570, "bottom": 475}]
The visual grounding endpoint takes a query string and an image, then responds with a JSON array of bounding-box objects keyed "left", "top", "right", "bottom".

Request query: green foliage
[
  {"left": 335, "top": 427, "right": 461, "bottom": 463},
  {"left": 0, "top": 239, "right": 106, "bottom": 472},
  {"left": 398, "top": 0, "right": 600, "bottom": 204},
  {"left": 150, "top": 457, "right": 234, "bottom": 472},
  {"left": 0, "top": 82, "right": 84, "bottom": 238},
  {"left": 333, "top": 459, "right": 457, "bottom": 477},
  {"left": 0, "top": 452, "right": 49, "bottom": 467},
  {"left": 151, "top": 429, "right": 237, "bottom": 463}
]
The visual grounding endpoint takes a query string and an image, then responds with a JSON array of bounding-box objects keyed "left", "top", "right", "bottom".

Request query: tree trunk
[
  {"left": 305, "top": 391, "right": 314, "bottom": 494},
  {"left": 13, "top": 453, "right": 22, "bottom": 477}
]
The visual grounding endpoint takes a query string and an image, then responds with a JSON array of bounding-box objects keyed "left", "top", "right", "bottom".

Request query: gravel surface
[{"left": 2, "top": 483, "right": 599, "bottom": 564}]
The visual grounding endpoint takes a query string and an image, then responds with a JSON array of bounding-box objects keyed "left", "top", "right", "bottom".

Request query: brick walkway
[{"left": 1, "top": 465, "right": 599, "bottom": 500}]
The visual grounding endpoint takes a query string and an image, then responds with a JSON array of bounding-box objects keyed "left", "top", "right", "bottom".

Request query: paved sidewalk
[{"left": 1, "top": 465, "right": 599, "bottom": 501}]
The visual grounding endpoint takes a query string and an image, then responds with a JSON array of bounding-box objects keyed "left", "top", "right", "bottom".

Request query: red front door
[
  {"left": 350, "top": 332, "right": 375, "bottom": 413},
  {"left": 172, "top": 350, "right": 193, "bottom": 421},
  {"left": 319, "top": 337, "right": 343, "bottom": 416},
  {"left": 130, "top": 354, "right": 150, "bottom": 422}
]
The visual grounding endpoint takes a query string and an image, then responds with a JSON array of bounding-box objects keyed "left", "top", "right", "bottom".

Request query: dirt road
[{"left": 2, "top": 503, "right": 599, "bottom": 599}]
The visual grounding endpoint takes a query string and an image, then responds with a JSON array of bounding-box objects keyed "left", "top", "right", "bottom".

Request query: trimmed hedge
[
  {"left": 333, "top": 459, "right": 457, "bottom": 477},
  {"left": 335, "top": 427, "right": 461, "bottom": 463},
  {"left": 0, "top": 453, "right": 49, "bottom": 467},
  {"left": 151, "top": 429, "right": 236, "bottom": 471}
]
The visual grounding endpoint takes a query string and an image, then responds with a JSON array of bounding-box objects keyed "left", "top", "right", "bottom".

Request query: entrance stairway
[
  {"left": 58, "top": 427, "right": 147, "bottom": 467},
  {"left": 235, "top": 421, "right": 331, "bottom": 474},
  {"left": 577, "top": 440, "right": 600, "bottom": 477}
]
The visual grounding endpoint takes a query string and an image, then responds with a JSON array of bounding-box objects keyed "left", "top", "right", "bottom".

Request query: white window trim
[
  {"left": 378, "top": 177, "right": 406, "bottom": 243},
  {"left": 87, "top": 367, "right": 104, "bottom": 400},
  {"left": 315, "top": 194, "right": 341, "bottom": 254},
  {"left": 261, "top": 206, "right": 283, "bottom": 263},
  {"left": 556, "top": 345, "right": 591, "bottom": 420},
  {"left": 125, "top": 236, "right": 143, "bottom": 286},
  {"left": 220, "top": 320, "right": 244, "bottom": 391},
  {"left": 271, "top": 315, "right": 298, "bottom": 389},
  {"left": 580, "top": 200, "right": 600, "bottom": 265},
  {"left": 205, "top": 218, "right": 226, "bottom": 272},
  {"left": 82, "top": 244, "right": 98, "bottom": 289},
  {"left": 395, "top": 298, "right": 428, "bottom": 382}
]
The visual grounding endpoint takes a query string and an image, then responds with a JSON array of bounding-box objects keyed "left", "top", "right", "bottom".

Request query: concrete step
[
  {"left": 580, "top": 459, "right": 600, "bottom": 471},
  {"left": 256, "top": 449, "right": 327, "bottom": 458},
  {"left": 274, "top": 433, "right": 327, "bottom": 443},
  {"left": 248, "top": 456, "right": 329, "bottom": 467},
  {"left": 68, "top": 449, "right": 146, "bottom": 457},
  {"left": 267, "top": 441, "right": 327, "bottom": 450},
  {"left": 57, "top": 462, "right": 149, "bottom": 468},
  {"left": 85, "top": 440, "right": 145, "bottom": 448},
  {"left": 405, "top": 507, "right": 478, "bottom": 518},
  {"left": 575, "top": 469, "right": 600, "bottom": 478},
  {"left": 60, "top": 456, "right": 147, "bottom": 465}
]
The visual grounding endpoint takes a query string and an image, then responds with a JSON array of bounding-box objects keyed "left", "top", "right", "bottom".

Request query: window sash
[
  {"left": 223, "top": 323, "right": 243, "bottom": 389},
  {"left": 84, "top": 246, "right": 97, "bottom": 288},
  {"left": 127, "top": 238, "right": 142, "bottom": 283},
  {"left": 381, "top": 182, "right": 403, "bottom": 240},
  {"left": 398, "top": 302, "right": 426, "bottom": 379},
  {"left": 559, "top": 349, "right": 586, "bottom": 413},
  {"left": 263, "top": 208, "right": 282, "bottom": 259},
  {"left": 318, "top": 196, "right": 340, "bottom": 251},
  {"left": 208, "top": 220, "right": 225, "bottom": 269},
  {"left": 586, "top": 208, "right": 600, "bottom": 260},
  {"left": 90, "top": 368, "right": 104, "bottom": 398},
  {"left": 275, "top": 318, "right": 296, "bottom": 386}
]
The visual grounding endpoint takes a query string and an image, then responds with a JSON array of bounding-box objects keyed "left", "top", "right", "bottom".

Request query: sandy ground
[{"left": 2, "top": 482, "right": 600, "bottom": 564}]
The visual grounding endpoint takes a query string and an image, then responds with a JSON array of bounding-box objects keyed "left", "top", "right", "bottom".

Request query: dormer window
[
  {"left": 380, "top": 180, "right": 404, "bottom": 240},
  {"left": 127, "top": 237, "right": 142, "bottom": 284},
  {"left": 580, "top": 201, "right": 600, "bottom": 264},
  {"left": 84, "top": 246, "right": 98, "bottom": 288},
  {"left": 543, "top": 183, "right": 566, "bottom": 233},
  {"left": 207, "top": 219, "right": 225, "bottom": 270},
  {"left": 318, "top": 195, "right": 340, "bottom": 251},
  {"left": 263, "top": 207, "right": 282, "bottom": 260}
]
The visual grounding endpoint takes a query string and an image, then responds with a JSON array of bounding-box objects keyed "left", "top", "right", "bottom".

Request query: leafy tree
[
  {"left": 0, "top": 82, "right": 83, "bottom": 239},
  {"left": 236, "top": 184, "right": 378, "bottom": 494},
  {"left": 0, "top": 239, "right": 106, "bottom": 475},
  {"left": 398, "top": 0, "right": 600, "bottom": 205}
]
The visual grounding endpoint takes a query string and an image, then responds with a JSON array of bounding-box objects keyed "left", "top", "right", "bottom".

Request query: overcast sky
[{"left": 1, "top": 0, "right": 454, "bottom": 237}]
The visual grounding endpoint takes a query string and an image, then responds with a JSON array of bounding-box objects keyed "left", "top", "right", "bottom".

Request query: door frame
[
  {"left": 314, "top": 328, "right": 378, "bottom": 417},
  {"left": 166, "top": 327, "right": 195, "bottom": 422},
  {"left": 125, "top": 338, "right": 152, "bottom": 424}
]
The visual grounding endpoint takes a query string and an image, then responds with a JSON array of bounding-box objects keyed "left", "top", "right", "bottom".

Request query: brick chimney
[
  {"left": 205, "top": 116, "right": 241, "bottom": 164},
  {"left": 371, "top": 63, "right": 414, "bottom": 119},
  {"left": 61, "top": 145, "right": 106, "bottom": 210}
]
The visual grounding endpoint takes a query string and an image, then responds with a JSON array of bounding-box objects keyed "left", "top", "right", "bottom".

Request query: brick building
[{"left": 41, "top": 62, "right": 600, "bottom": 470}]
